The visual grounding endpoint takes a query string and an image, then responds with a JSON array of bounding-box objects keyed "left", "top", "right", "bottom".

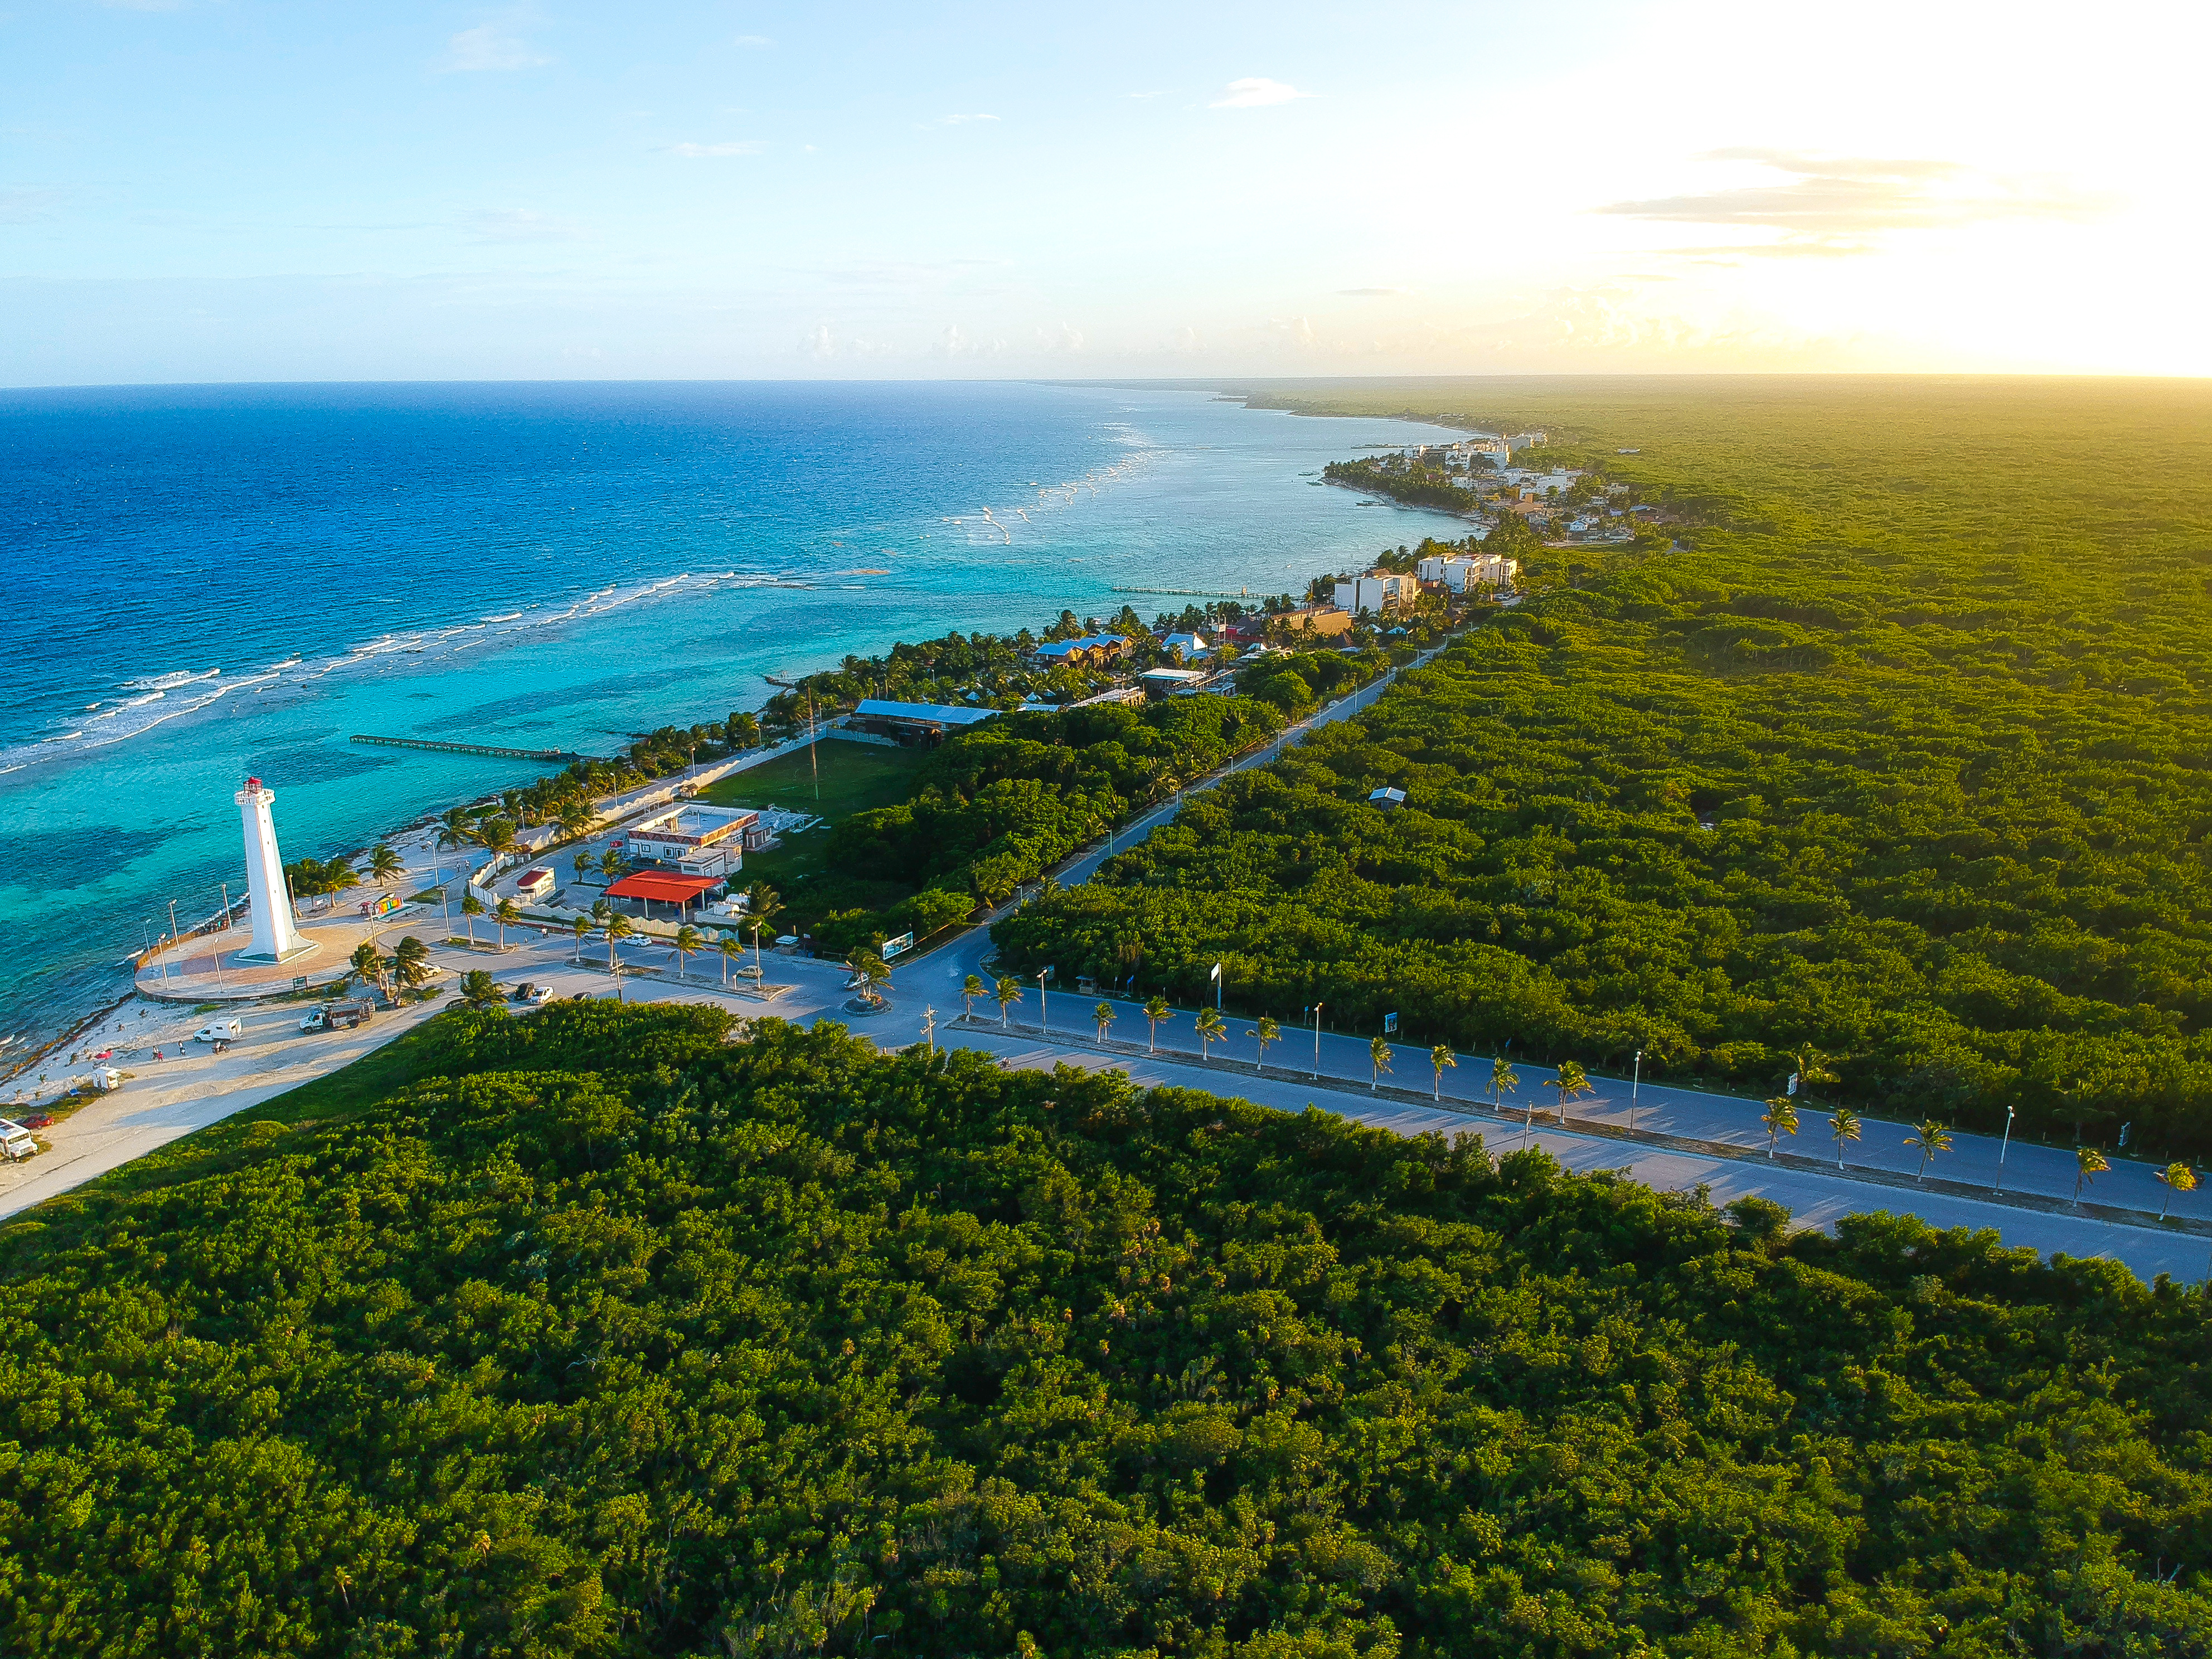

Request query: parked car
[
  {"left": 195, "top": 1017, "right": 243, "bottom": 1042},
  {"left": 524, "top": 984, "right": 552, "bottom": 1005},
  {"left": 509, "top": 983, "right": 537, "bottom": 1003},
  {"left": 0, "top": 1120, "right": 37, "bottom": 1162}
]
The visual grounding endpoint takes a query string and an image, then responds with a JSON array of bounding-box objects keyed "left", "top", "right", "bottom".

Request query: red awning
[{"left": 604, "top": 872, "right": 720, "bottom": 903}]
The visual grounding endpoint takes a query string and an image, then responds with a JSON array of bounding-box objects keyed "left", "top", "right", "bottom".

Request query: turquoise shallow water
[{"left": 0, "top": 381, "right": 1466, "bottom": 1054}]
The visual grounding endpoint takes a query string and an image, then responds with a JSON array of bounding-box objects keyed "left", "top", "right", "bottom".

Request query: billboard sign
[{"left": 881, "top": 932, "right": 915, "bottom": 961}]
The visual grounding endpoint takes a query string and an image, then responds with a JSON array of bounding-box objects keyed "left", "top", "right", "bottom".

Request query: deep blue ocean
[{"left": 0, "top": 381, "right": 1466, "bottom": 1056}]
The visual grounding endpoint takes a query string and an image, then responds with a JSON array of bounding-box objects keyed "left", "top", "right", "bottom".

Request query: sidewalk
[{"left": 953, "top": 1015, "right": 2212, "bottom": 1242}]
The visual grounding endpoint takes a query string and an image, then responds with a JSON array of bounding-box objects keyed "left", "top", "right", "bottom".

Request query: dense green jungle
[
  {"left": 6, "top": 1001, "right": 2212, "bottom": 1658},
  {"left": 996, "top": 379, "right": 2212, "bottom": 1156}
]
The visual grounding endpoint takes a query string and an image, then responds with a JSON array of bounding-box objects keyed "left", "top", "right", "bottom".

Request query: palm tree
[
  {"left": 368, "top": 843, "right": 403, "bottom": 884},
  {"left": 570, "top": 915, "right": 591, "bottom": 961},
  {"left": 391, "top": 935, "right": 430, "bottom": 992},
  {"left": 1789, "top": 1044, "right": 1839, "bottom": 1103},
  {"left": 1492, "top": 1056, "right": 1519, "bottom": 1115},
  {"left": 459, "top": 969, "right": 500, "bottom": 1008},
  {"left": 477, "top": 817, "right": 518, "bottom": 872},
  {"left": 719, "top": 933, "right": 746, "bottom": 986},
  {"left": 962, "top": 974, "right": 986, "bottom": 1019},
  {"left": 598, "top": 847, "right": 628, "bottom": 882},
  {"left": 1761, "top": 1097, "right": 1799, "bottom": 1160},
  {"left": 1143, "top": 995, "right": 1172, "bottom": 1052},
  {"left": 2074, "top": 1146, "right": 2110, "bottom": 1209},
  {"left": 1251, "top": 1014, "right": 1280, "bottom": 1069},
  {"left": 605, "top": 911, "right": 632, "bottom": 972},
  {"left": 672, "top": 924, "right": 702, "bottom": 983},
  {"left": 1094, "top": 1001, "right": 1116, "bottom": 1042},
  {"left": 494, "top": 898, "right": 518, "bottom": 949},
  {"left": 557, "top": 801, "right": 596, "bottom": 841},
  {"left": 1194, "top": 1007, "right": 1226, "bottom": 1063},
  {"left": 1430, "top": 1044, "right": 1457, "bottom": 1100},
  {"left": 460, "top": 892, "right": 483, "bottom": 944},
  {"left": 1540, "top": 1061, "right": 1590, "bottom": 1132},
  {"left": 1905, "top": 1119, "right": 1952, "bottom": 1183},
  {"left": 746, "top": 884, "right": 783, "bottom": 934},
  {"left": 349, "top": 940, "right": 385, "bottom": 996},
  {"left": 1830, "top": 1108, "right": 1862, "bottom": 1167},
  {"left": 995, "top": 976, "right": 1022, "bottom": 1026},
  {"left": 847, "top": 948, "right": 892, "bottom": 1006},
  {"left": 1370, "top": 1035, "right": 1393, "bottom": 1092},
  {"left": 436, "top": 807, "right": 475, "bottom": 861},
  {"left": 571, "top": 850, "right": 594, "bottom": 884},
  {"left": 2157, "top": 1162, "right": 2198, "bottom": 1219}
]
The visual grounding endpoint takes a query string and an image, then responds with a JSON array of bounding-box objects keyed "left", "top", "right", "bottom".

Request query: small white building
[
  {"left": 1159, "top": 630, "right": 1210, "bottom": 661},
  {"left": 620, "top": 803, "right": 759, "bottom": 878},
  {"left": 1138, "top": 667, "right": 1209, "bottom": 700}
]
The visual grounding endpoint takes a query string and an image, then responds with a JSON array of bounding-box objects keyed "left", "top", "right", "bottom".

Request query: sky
[{"left": 2, "top": 0, "right": 2205, "bottom": 385}]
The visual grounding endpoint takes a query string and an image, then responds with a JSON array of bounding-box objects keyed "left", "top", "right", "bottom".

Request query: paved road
[
  {"left": 884, "top": 641, "right": 2206, "bottom": 1249},
  {"left": 11, "top": 918, "right": 2204, "bottom": 1282},
  {"left": 13, "top": 642, "right": 2203, "bottom": 1283}
]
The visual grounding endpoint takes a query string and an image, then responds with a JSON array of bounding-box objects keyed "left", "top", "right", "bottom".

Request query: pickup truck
[{"left": 299, "top": 1001, "right": 374, "bottom": 1033}]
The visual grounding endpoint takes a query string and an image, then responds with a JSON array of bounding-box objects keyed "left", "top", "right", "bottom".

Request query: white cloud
[
  {"left": 464, "top": 208, "right": 585, "bottom": 242},
  {"left": 1594, "top": 149, "right": 2111, "bottom": 255},
  {"left": 668, "top": 140, "right": 768, "bottom": 158},
  {"left": 1211, "top": 77, "right": 1310, "bottom": 109},
  {"left": 731, "top": 34, "right": 772, "bottom": 48},
  {"left": 1035, "top": 322, "right": 1085, "bottom": 353},
  {"left": 932, "top": 323, "right": 1004, "bottom": 359},
  {"left": 437, "top": 17, "right": 549, "bottom": 74}
]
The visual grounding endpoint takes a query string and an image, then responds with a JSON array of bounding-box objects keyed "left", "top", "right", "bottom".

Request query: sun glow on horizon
[{"left": 0, "top": 0, "right": 2202, "bottom": 384}]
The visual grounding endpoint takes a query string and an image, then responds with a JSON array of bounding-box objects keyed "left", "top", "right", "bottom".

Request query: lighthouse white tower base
[{"left": 234, "top": 776, "right": 317, "bottom": 964}]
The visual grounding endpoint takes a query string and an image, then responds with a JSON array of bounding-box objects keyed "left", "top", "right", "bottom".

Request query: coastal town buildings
[
  {"left": 846, "top": 698, "right": 1001, "bottom": 745},
  {"left": 618, "top": 802, "right": 761, "bottom": 879},
  {"left": 1335, "top": 573, "right": 1415, "bottom": 616}
]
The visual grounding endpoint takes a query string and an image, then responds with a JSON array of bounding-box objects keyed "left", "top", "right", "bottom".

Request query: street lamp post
[
  {"left": 1631, "top": 1049, "right": 1642, "bottom": 1136},
  {"left": 1310, "top": 1002, "right": 1324, "bottom": 1079},
  {"left": 1996, "top": 1104, "right": 2016, "bottom": 1191},
  {"left": 1037, "top": 967, "right": 1051, "bottom": 1036}
]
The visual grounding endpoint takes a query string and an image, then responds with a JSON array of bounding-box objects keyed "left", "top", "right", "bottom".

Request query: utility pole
[
  {"left": 1996, "top": 1104, "right": 2015, "bottom": 1191},
  {"left": 1631, "top": 1049, "right": 1642, "bottom": 1135},
  {"left": 1310, "top": 1001, "right": 1323, "bottom": 1079},
  {"left": 921, "top": 1006, "right": 936, "bottom": 1057},
  {"left": 807, "top": 689, "right": 819, "bottom": 803},
  {"left": 1037, "top": 966, "right": 1050, "bottom": 1035}
]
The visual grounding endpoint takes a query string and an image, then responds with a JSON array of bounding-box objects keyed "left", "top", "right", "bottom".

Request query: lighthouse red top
[{"left": 246, "top": 776, "right": 262, "bottom": 792}]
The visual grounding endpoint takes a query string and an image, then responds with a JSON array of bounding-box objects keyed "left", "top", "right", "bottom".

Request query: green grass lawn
[
  {"left": 698, "top": 739, "right": 928, "bottom": 822},
  {"left": 701, "top": 739, "right": 932, "bottom": 919}
]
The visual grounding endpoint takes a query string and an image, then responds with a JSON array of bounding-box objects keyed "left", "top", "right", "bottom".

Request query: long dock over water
[{"left": 350, "top": 734, "right": 596, "bottom": 763}]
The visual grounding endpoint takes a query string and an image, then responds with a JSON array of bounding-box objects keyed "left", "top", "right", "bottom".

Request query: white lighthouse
[{"left": 234, "top": 775, "right": 314, "bottom": 963}]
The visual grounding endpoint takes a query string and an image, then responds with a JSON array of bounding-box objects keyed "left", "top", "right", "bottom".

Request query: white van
[
  {"left": 195, "top": 1017, "right": 244, "bottom": 1042},
  {"left": 0, "top": 1119, "right": 37, "bottom": 1161}
]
